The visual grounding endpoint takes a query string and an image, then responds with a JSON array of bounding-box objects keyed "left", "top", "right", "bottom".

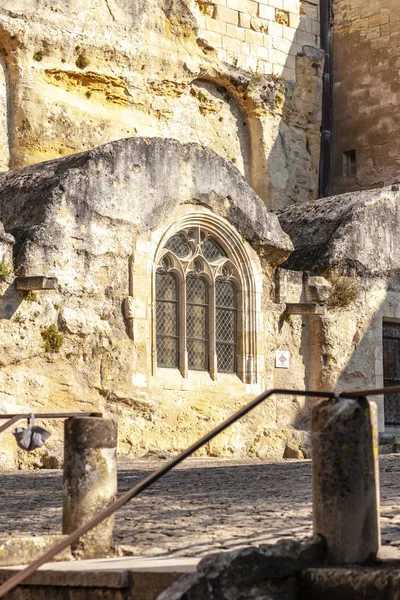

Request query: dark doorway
[{"left": 383, "top": 321, "right": 400, "bottom": 425}]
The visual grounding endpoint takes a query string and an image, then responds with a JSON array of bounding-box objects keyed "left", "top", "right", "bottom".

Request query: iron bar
[
  {"left": 340, "top": 385, "right": 400, "bottom": 398},
  {"left": 0, "top": 413, "right": 102, "bottom": 419},
  {"left": 0, "top": 385, "right": 399, "bottom": 597},
  {"left": 0, "top": 413, "right": 102, "bottom": 438}
]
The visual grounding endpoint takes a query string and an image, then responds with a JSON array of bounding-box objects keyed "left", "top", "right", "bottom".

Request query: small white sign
[{"left": 275, "top": 350, "right": 290, "bottom": 369}]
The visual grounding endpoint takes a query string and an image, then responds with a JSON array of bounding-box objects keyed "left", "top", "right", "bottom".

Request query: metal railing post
[
  {"left": 312, "top": 396, "right": 380, "bottom": 564},
  {"left": 63, "top": 417, "right": 118, "bottom": 558}
]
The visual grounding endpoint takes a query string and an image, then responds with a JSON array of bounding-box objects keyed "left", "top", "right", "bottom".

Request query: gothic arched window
[{"left": 155, "top": 224, "right": 251, "bottom": 380}]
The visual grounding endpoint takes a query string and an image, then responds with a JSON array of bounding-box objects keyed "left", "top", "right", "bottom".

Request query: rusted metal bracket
[
  {"left": 284, "top": 303, "right": 326, "bottom": 316},
  {"left": 15, "top": 276, "right": 58, "bottom": 291}
]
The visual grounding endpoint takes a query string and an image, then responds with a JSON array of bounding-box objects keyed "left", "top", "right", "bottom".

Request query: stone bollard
[
  {"left": 62, "top": 417, "right": 118, "bottom": 558},
  {"left": 312, "top": 396, "right": 380, "bottom": 564}
]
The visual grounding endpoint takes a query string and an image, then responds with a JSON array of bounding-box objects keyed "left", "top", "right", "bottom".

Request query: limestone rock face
[
  {"left": 0, "top": 137, "right": 297, "bottom": 468},
  {"left": 277, "top": 186, "right": 400, "bottom": 432},
  {"left": 0, "top": 0, "right": 323, "bottom": 209},
  {"left": 277, "top": 186, "right": 400, "bottom": 277}
]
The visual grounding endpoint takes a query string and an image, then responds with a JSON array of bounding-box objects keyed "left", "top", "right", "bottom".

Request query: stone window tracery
[{"left": 154, "top": 218, "right": 257, "bottom": 383}]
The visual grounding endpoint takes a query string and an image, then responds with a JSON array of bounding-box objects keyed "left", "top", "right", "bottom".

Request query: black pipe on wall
[{"left": 319, "top": 0, "right": 332, "bottom": 198}]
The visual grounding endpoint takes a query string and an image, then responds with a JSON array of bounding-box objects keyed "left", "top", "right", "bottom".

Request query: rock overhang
[
  {"left": 0, "top": 136, "right": 292, "bottom": 265},
  {"left": 277, "top": 185, "right": 400, "bottom": 278}
]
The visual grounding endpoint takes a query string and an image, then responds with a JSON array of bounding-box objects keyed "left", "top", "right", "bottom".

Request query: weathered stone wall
[
  {"left": 331, "top": 0, "right": 400, "bottom": 195},
  {"left": 278, "top": 185, "right": 400, "bottom": 431},
  {"left": 0, "top": 137, "right": 318, "bottom": 468},
  {"left": 0, "top": 0, "right": 323, "bottom": 209}
]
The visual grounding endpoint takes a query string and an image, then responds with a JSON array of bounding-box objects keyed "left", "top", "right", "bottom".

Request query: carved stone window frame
[{"left": 152, "top": 213, "right": 257, "bottom": 384}]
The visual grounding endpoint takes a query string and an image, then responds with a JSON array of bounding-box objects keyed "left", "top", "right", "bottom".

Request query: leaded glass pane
[
  {"left": 156, "top": 271, "right": 177, "bottom": 301},
  {"left": 188, "top": 340, "right": 208, "bottom": 371},
  {"left": 216, "top": 343, "right": 235, "bottom": 372},
  {"left": 156, "top": 271, "right": 179, "bottom": 368},
  {"left": 216, "top": 279, "right": 236, "bottom": 373},
  {"left": 165, "top": 234, "right": 191, "bottom": 258},
  {"left": 216, "top": 305, "right": 235, "bottom": 341},
  {"left": 187, "top": 276, "right": 208, "bottom": 304},
  {"left": 216, "top": 279, "right": 235, "bottom": 307},
  {"left": 186, "top": 275, "right": 209, "bottom": 371},
  {"left": 187, "top": 304, "right": 207, "bottom": 339},
  {"left": 201, "top": 237, "right": 226, "bottom": 261}
]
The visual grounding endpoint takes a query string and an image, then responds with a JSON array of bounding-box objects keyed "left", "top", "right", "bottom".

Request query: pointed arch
[{"left": 153, "top": 212, "right": 257, "bottom": 383}]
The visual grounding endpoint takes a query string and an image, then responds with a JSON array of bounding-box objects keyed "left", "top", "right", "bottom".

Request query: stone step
[{"left": 0, "top": 556, "right": 199, "bottom": 600}]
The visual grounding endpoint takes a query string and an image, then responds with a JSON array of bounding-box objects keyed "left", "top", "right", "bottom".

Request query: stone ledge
[
  {"left": 0, "top": 536, "right": 73, "bottom": 567},
  {"left": 14, "top": 276, "right": 58, "bottom": 291}
]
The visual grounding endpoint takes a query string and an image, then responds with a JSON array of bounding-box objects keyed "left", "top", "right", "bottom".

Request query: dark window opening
[{"left": 343, "top": 149, "right": 357, "bottom": 177}]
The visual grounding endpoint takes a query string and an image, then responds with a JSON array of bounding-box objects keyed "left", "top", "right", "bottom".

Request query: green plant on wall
[
  {"left": 75, "top": 54, "right": 89, "bottom": 69},
  {"left": 0, "top": 258, "right": 13, "bottom": 280},
  {"left": 41, "top": 325, "right": 64, "bottom": 352},
  {"left": 24, "top": 291, "right": 38, "bottom": 303},
  {"left": 33, "top": 52, "right": 43, "bottom": 62},
  {"left": 327, "top": 274, "right": 360, "bottom": 309}
]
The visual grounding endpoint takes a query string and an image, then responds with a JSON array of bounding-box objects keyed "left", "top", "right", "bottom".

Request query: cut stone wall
[
  {"left": 331, "top": 0, "right": 400, "bottom": 195},
  {"left": 193, "top": 0, "right": 320, "bottom": 80}
]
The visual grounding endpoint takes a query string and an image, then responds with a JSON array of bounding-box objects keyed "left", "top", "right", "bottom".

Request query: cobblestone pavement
[{"left": 0, "top": 456, "right": 400, "bottom": 558}]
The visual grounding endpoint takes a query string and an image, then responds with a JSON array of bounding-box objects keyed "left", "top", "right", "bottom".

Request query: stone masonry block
[
  {"left": 226, "top": 23, "right": 246, "bottom": 40},
  {"left": 222, "top": 35, "right": 242, "bottom": 52},
  {"left": 283, "top": 24, "right": 296, "bottom": 40},
  {"left": 298, "top": 16, "right": 313, "bottom": 33},
  {"left": 301, "top": 2, "right": 318, "bottom": 20},
  {"left": 270, "top": 48, "right": 288, "bottom": 66},
  {"left": 201, "top": 30, "right": 223, "bottom": 47},
  {"left": 205, "top": 16, "right": 227, "bottom": 33},
  {"left": 272, "top": 36, "right": 292, "bottom": 53},
  {"left": 283, "top": 0, "right": 299, "bottom": 13},
  {"left": 294, "top": 28, "right": 317, "bottom": 45},
  {"left": 268, "top": 20, "right": 283, "bottom": 36},
  {"left": 245, "top": 29, "right": 265, "bottom": 45},
  {"left": 311, "top": 19, "right": 320, "bottom": 35},
  {"left": 257, "top": 45, "right": 270, "bottom": 60},
  {"left": 260, "top": 60, "right": 273, "bottom": 74},
  {"left": 241, "top": 41, "right": 250, "bottom": 55},
  {"left": 289, "top": 11, "right": 300, "bottom": 28},
  {"left": 227, "top": 0, "right": 249, "bottom": 12},
  {"left": 214, "top": 5, "right": 239, "bottom": 24},
  {"left": 274, "top": 64, "right": 296, "bottom": 79},
  {"left": 258, "top": 4, "right": 275, "bottom": 19},
  {"left": 238, "top": 12, "right": 251, "bottom": 28}
]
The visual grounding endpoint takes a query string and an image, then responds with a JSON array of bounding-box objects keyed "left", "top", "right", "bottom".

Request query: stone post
[
  {"left": 312, "top": 396, "right": 380, "bottom": 564},
  {"left": 62, "top": 417, "right": 117, "bottom": 558}
]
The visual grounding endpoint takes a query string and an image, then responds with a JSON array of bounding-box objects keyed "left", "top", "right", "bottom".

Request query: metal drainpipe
[{"left": 319, "top": 0, "right": 332, "bottom": 198}]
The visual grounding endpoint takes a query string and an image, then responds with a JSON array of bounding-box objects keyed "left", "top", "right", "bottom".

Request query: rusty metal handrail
[
  {"left": 0, "top": 413, "right": 102, "bottom": 436},
  {"left": 0, "top": 385, "right": 398, "bottom": 597}
]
